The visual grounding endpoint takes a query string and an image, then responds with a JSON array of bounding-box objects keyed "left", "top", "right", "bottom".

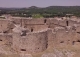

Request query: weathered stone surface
[
  {"left": 0, "top": 17, "right": 80, "bottom": 56},
  {"left": 41, "top": 49, "right": 75, "bottom": 57},
  {"left": 42, "top": 53, "right": 56, "bottom": 57},
  {"left": 20, "top": 54, "right": 32, "bottom": 57}
]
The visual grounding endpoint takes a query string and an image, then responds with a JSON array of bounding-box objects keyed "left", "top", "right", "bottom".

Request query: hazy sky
[{"left": 0, "top": 0, "right": 80, "bottom": 7}]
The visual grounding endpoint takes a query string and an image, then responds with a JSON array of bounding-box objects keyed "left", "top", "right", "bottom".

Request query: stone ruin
[{"left": 0, "top": 17, "right": 80, "bottom": 53}]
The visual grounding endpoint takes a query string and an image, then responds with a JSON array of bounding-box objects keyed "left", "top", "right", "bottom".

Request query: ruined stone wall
[
  {"left": 12, "top": 33, "right": 21, "bottom": 51},
  {"left": 0, "top": 33, "right": 12, "bottom": 46},
  {"left": 11, "top": 18, "right": 49, "bottom": 31},
  {"left": 22, "top": 18, "right": 46, "bottom": 25},
  {"left": 11, "top": 18, "right": 80, "bottom": 31},
  {"left": 73, "top": 25, "right": 80, "bottom": 45},
  {"left": 47, "top": 18, "right": 69, "bottom": 29},
  {"left": 0, "top": 18, "right": 80, "bottom": 33},
  {"left": 22, "top": 18, "right": 49, "bottom": 31},
  {"left": 47, "top": 18, "right": 80, "bottom": 28},
  {"left": 13, "top": 29, "right": 48, "bottom": 53},
  {"left": 0, "top": 19, "right": 10, "bottom": 33},
  {"left": 46, "top": 25, "right": 80, "bottom": 47},
  {"left": 58, "top": 19, "right": 68, "bottom": 26},
  {"left": 23, "top": 25, "right": 48, "bottom": 32},
  {"left": 21, "top": 18, "right": 68, "bottom": 30},
  {"left": 12, "top": 18, "right": 47, "bottom": 25},
  {"left": 68, "top": 20, "right": 79, "bottom": 26},
  {"left": 11, "top": 18, "right": 22, "bottom": 25},
  {"left": 0, "top": 17, "right": 80, "bottom": 52},
  {"left": 47, "top": 29, "right": 55, "bottom": 47},
  {"left": 51, "top": 27, "right": 77, "bottom": 46},
  {"left": 11, "top": 18, "right": 80, "bottom": 47}
]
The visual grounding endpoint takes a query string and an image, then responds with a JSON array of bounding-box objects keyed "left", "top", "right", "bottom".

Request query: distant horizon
[
  {"left": 0, "top": 0, "right": 80, "bottom": 8},
  {"left": 0, "top": 5, "right": 80, "bottom": 8}
]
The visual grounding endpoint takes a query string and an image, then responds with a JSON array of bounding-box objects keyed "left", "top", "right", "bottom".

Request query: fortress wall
[
  {"left": 54, "top": 27, "right": 77, "bottom": 46},
  {"left": 11, "top": 18, "right": 68, "bottom": 31},
  {"left": 48, "top": 24, "right": 60, "bottom": 29},
  {"left": 49, "top": 19, "right": 59, "bottom": 24},
  {"left": 21, "top": 18, "right": 49, "bottom": 31},
  {"left": 54, "top": 28, "right": 67, "bottom": 44},
  {"left": 12, "top": 33, "right": 21, "bottom": 51},
  {"left": 47, "top": 29, "right": 55, "bottom": 47},
  {"left": 75, "top": 26, "right": 80, "bottom": 32},
  {"left": 5, "top": 34, "right": 12, "bottom": 45},
  {"left": 11, "top": 18, "right": 22, "bottom": 25},
  {"left": 33, "top": 25, "right": 48, "bottom": 31},
  {"left": 24, "top": 24, "right": 48, "bottom": 32},
  {"left": 71, "top": 25, "right": 80, "bottom": 45},
  {"left": 8, "top": 22, "right": 15, "bottom": 33},
  {"left": 0, "top": 20, "right": 10, "bottom": 33},
  {"left": 68, "top": 20, "right": 78, "bottom": 26},
  {"left": 12, "top": 18, "right": 49, "bottom": 29},
  {"left": 22, "top": 19, "right": 46, "bottom": 25},
  {"left": 58, "top": 19, "right": 68, "bottom": 26},
  {"left": 0, "top": 34, "right": 12, "bottom": 45},
  {"left": 19, "top": 31, "right": 48, "bottom": 53},
  {"left": 46, "top": 19, "right": 61, "bottom": 28},
  {"left": 76, "top": 33, "right": 80, "bottom": 41},
  {"left": 46, "top": 19, "right": 51, "bottom": 25},
  {"left": 75, "top": 26, "right": 80, "bottom": 41},
  {"left": 47, "top": 19, "right": 68, "bottom": 28},
  {"left": 11, "top": 18, "right": 80, "bottom": 29},
  {"left": 13, "top": 30, "right": 48, "bottom": 53}
]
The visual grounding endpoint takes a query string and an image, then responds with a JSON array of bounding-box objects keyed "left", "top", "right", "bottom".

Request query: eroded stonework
[{"left": 0, "top": 17, "right": 80, "bottom": 54}]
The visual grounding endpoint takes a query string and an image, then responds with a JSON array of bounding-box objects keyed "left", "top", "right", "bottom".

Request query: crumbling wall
[
  {"left": 24, "top": 25, "right": 48, "bottom": 32},
  {"left": 53, "top": 27, "right": 77, "bottom": 46},
  {"left": 12, "top": 26, "right": 48, "bottom": 53},
  {"left": 68, "top": 20, "right": 78, "bottom": 26},
  {"left": 0, "top": 33, "right": 12, "bottom": 46},
  {"left": 12, "top": 33, "right": 21, "bottom": 51},
  {"left": 47, "top": 29, "right": 55, "bottom": 47},
  {"left": 74, "top": 25, "right": 80, "bottom": 45},
  {"left": 47, "top": 18, "right": 68, "bottom": 28},
  {"left": 11, "top": 18, "right": 49, "bottom": 31},
  {"left": 48, "top": 18, "right": 59, "bottom": 25},
  {"left": 0, "top": 20, "right": 10, "bottom": 33},
  {"left": 11, "top": 18, "right": 47, "bottom": 27},
  {"left": 0, "top": 17, "right": 80, "bottom": 53},
  {"left": 59, "top": 19, "right": 68, "bottom": 26},
  {"left": 22, "top": 19, "right": 46, "bottom": 25},
  {"left": 21, "top": 19, "right": 49, "bottom": 31},
  {"left": 47, "top": 25, "right": 80, "bottom": 46},
  {"left": 20, "top": 31, "right": 48, "bottom": 53},
  {"left": 11, "top": 18, "right": 22, "bottom": 25}
]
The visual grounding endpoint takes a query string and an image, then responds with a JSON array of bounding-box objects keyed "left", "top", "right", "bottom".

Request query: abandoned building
[{"left": 0, "top": 17, "right": 80, "bottom": 53}]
